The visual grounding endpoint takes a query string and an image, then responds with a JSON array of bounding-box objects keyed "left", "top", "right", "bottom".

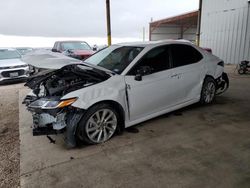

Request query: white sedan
[{"left": 23, "top": 40, "right": 229, "bottom": 147}]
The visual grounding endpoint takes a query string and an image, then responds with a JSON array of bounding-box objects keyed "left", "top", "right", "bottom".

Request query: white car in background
[
  {"left": 23, "top": 40, "right": 229, "bottom": 147},
  {"left": 0, "top": 48, "right": 29, "bottom": 83}
]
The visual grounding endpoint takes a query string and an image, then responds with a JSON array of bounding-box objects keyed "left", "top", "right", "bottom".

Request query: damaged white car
[{"left": 23, "top": 40, "right": 229, "bottom": 147}]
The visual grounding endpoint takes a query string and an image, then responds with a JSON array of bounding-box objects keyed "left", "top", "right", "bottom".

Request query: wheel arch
[
  {"left": 204, "top": 74, "right": 215, "bottom": 80},
  {"left": 204, "top": 74, "right": 217, "bottom": 87}
]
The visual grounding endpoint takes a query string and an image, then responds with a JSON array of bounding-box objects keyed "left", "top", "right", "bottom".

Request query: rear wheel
[
  {"left": 238, "top": 68, "right": 246, "bottom": 75},
  {"left": 76, "top": 103, "right": 119, "bottom": 144},
  {"left": 200, "top": 77, "right": 216, "bottom": 104}
]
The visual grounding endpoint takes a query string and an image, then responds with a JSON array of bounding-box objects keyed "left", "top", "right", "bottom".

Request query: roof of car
[
  {"left": 117, "top": 39, "right": 193, "bottom": 47},
  {"left": 55, "top": 40, "right": 87, "bottom": 43}
]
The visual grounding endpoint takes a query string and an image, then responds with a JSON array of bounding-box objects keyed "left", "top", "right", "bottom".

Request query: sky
[{"left": 0, "top": 0, "right": 198, "bottom": 47}]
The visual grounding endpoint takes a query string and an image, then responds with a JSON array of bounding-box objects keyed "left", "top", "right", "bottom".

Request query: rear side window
[
  {"left": 170, "top": 44, "right": 203, "bottom": 68},
  {"left": 128, "top": 45, "right": 170, "bottom": 75}
]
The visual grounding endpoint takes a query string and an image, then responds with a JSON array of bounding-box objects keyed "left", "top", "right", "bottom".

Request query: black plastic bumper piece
[
  {"left": 216, "top": 72, "right": 229, "bottom": 95},
  {"left": 33, "top": 126, "right": 64, "bottom": 136},
  {"left": 222, "top": 72, "right": 229, "bottom": 88}
]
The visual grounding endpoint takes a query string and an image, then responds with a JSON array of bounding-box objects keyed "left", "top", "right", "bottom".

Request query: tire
[
  {"left": 238, "top": 68, "right": 246, "bottom": 75},
  {"left": 76, "top": 103, "right": 120, "bottom": 145},
  {"left": 200, "top": 77, "right": 216, "bottom": 104}
]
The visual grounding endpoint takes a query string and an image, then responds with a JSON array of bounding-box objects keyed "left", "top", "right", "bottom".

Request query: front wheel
[
  {"left": 76, "top": 103, "right": 119, "bottom": 144},
  {"left": 200, "top": 77, "right": 216, "bottom": 104}
]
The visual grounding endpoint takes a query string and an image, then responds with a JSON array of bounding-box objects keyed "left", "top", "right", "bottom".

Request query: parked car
[
  {"left": 0, "top": 48, "right": 29, "bottom": 83},
  {"left": 52, "top": 41, "right": 95, "bottom": 60},
  {"left": 23, "top": 40, "right": 229, "bottom": 147},
  {"left": 16, "top": 47, "right": 34, "bottom": 55},
  {"left": 202, "top": 47, "right": 212, "bottom": 53}
]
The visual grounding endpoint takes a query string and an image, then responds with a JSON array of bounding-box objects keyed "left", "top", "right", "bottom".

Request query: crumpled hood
[
  {"left": 0, "top": 58, "right": 27, "bottom": 67},
  {"left": 22, "top": 49, "right": 114, "bottom": 74},
  {"left": 22, "top": 49, "right": 81, "bottom": 70}
]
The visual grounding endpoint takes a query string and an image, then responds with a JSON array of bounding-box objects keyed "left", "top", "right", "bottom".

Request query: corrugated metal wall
[{"left": 200, "top": 0, "right": 250, "bottom": 64}]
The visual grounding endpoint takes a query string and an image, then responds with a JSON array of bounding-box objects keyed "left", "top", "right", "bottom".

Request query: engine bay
[{"left": 25, "top": 64, "right": 111, "bottom": 99}]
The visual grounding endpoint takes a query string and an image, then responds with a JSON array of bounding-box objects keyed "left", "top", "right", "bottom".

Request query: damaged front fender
[{"left": 23, "top": 64, "right": 113, "bottom": 147}]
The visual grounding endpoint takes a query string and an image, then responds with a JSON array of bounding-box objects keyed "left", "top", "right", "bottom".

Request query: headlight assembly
[
  {"left": 28, "top": 98, "right": 77, "bottom": 109},
  {"left": 56, "top": 98, "right": 78, "bottom": 108}
]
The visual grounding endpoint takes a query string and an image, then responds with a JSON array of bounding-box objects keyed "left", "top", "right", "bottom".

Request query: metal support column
[
  {"left": 106, "top": 0, "right": 112, "bottom": 46},
  {"left": 197, "top": 0, "right": 202, "bottom": 46}
]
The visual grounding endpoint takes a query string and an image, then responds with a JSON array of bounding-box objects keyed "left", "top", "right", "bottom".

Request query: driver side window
[{"left": 128, "top": 45, "right": 170, "bottom": 75}]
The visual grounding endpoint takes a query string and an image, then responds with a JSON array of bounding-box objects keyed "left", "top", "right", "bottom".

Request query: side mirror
[
  {"left": 93, "top": 45, "right": 98, "bottom": 51},
  {"left": 135, "top": 74, "right": 142, "bottom": 81},
  {"left": 134, "top": 66, "right": 152, "bottom": 81}
]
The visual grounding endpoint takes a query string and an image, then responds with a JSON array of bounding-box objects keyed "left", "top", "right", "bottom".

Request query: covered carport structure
[{"left": 149, "top": 10, "right": 198, "bottom": 43}]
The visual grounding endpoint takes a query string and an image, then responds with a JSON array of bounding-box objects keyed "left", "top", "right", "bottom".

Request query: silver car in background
[
  {"left": 0, "top": 48, "right": 29, "bottom": 83},
  {"left": 16, "top": 47, "right": 34, "bottom": 55}
]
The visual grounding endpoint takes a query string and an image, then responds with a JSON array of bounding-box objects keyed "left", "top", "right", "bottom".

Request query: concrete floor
[{"left": 19, "top": 66, "right": 250, "bottom": 188}]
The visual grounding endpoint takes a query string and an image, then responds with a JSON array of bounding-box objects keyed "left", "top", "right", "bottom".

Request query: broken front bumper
[
  {"left": 32, "top": 112, "right": 67, "bottom": 136},
  {"left": 24, "top": 96, "right": 84, "bottom": 147},
  {"left": 216, "top": 72, "right": 229, "bottom": 95}
]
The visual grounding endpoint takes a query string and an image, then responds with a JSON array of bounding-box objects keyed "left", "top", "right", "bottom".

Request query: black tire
[
  {"left": 238, "top": 68, "right": 246, "bottom": 75},
  {"left": 200, "top": 77, "right": 216, "bottom": 104},
  {"left": 76, "top": 103, "right": 120, "bottom": 145}
]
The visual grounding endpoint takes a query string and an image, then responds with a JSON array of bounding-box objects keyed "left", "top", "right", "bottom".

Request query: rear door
[{"left": 169, "top": 44, "right": 205, "bottom": 102}]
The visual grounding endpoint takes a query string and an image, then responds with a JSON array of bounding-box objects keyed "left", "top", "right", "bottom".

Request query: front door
[{"left": 124, "top": 45, "right": 181, "bottom": 122}]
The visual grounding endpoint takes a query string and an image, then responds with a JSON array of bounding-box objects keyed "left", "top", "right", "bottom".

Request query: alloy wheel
[
  {"left": 204, "top": 82, "right": 216, "bottom": 103},
  {"left": 85, "top": 109, "right": 117, "bottom": 143}
]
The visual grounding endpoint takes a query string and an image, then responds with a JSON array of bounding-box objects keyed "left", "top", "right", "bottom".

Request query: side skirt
[{"left": 125, "top": 98, "right": 200, "bottom": 128}]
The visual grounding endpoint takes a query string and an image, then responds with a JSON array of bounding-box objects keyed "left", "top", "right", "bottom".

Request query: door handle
[
  {"left": 171, "top": 73, "right": 181, "bottom": 78},
  {"left": 171, "top": 74, "right": 178, "bottom": 78}
]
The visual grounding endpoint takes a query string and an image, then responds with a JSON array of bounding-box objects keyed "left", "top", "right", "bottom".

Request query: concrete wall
[{"left": 200, "top": 0, "right": 250, "bottom": 64}]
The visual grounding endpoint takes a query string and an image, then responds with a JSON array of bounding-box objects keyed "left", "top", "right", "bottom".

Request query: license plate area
[{"left": 9, "top": 72, "right": 19, "bottom": 77}]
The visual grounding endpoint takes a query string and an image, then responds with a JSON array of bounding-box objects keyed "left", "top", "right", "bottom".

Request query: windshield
[
  {"left": 85, "top": 45, "right": 144, "bottom": 74},
  {"left": 61, "top": 42, "right": 91, "bottom": 51},
  {"left": 0, "top": 49, "right": 21, "bottom": 60}
]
